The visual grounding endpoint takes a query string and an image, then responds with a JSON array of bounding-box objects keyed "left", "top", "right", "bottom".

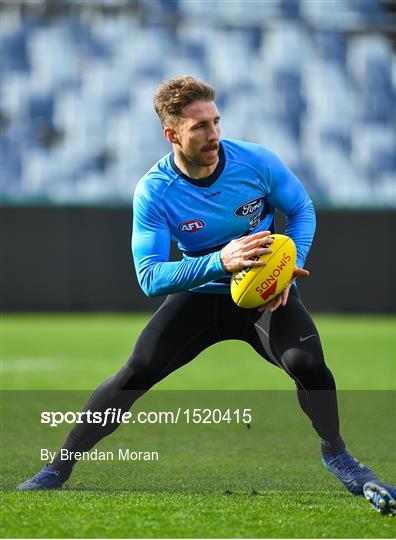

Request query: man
[{"left": 18, "top": 76, "right": 395, "bottom": 515}]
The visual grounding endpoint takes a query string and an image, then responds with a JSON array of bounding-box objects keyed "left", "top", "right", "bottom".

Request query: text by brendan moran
[{"left": 41, "top": 448, "right": 159, "bottom": 462}]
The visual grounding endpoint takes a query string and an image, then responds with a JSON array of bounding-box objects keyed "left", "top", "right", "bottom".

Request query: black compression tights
[{"left": 52, "top": 287, "right": 344, "bottom": 477}]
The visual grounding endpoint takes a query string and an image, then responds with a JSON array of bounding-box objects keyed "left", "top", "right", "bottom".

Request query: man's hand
[
  {"left": 258, "top": 266, "right": 310, "bottom": 313},
  {"left": 220, "top": 231, "right": 274, "bottom": 272}
]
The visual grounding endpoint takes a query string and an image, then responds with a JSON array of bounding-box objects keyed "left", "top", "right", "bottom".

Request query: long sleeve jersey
[{"left": 132, "top": 138, "right": 316, "bottom": 297}]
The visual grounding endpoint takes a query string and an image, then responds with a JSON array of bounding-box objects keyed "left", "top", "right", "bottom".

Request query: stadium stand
[{"left": 1, "top": 0, "right": 395, "bottom": 206}]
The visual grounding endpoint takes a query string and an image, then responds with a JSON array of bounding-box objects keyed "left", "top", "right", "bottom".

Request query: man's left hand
[{"left": 258, "top": 267, "right": 309, "bottom": 313}]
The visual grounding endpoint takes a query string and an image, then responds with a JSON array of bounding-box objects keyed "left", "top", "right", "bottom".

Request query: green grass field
[{"left": 1, "top": 313, "right": 395, "bottom": 538}]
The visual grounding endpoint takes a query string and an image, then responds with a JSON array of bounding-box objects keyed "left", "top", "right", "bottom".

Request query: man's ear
[{"left": 164, "top": 126, "right": 179, "bottom": 145}]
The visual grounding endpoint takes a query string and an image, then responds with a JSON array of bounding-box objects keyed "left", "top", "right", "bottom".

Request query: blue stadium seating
[{"left": 1, "top": 0, "right": 395, "bottom": 206}]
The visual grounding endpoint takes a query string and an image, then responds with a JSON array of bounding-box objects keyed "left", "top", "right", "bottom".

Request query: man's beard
[{"left": 188, "top": 145, "right": 219, "bottom": 167}]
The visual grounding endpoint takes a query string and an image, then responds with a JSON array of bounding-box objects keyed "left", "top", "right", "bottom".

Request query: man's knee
[
  {"left": 282, "top": 348, "right": 325, "bottom": 379},
  {"left": 113, "top": 351, "right": 158, "bottom": 389},
  {"left": 120, "top": 325, "right": 169, "bottom": 382}
]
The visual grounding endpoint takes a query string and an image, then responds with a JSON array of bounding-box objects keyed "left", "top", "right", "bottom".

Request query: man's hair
[{"left": 153, "top": 75, "right": 215, "bottom": 127}]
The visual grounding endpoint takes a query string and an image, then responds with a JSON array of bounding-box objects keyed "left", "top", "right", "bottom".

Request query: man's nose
[{"left": 208, "top": 123, "right": 219, "bottom": 140}]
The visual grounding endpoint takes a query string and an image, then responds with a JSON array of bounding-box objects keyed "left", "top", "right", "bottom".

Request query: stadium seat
[
  {"left": 300, "top": 0, "right": 359, "bottom": 28},
  {"left": 348, "top": 0, "right": 389, "bottom": 22},
  {"left": 1, "top": 20, "right": 30, "bottom": 73},
  {"left": 352, "top": 125, "right": 395, "bottom": 180},
  {"left": 314, "top": 31, "right": 346, "bottom": 67}
]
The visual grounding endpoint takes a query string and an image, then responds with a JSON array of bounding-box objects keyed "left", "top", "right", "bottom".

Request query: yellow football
[{"left": 231, "top": 234, "right": 297, "bottom": 309}]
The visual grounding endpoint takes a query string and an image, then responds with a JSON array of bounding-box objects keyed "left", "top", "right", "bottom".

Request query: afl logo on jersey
[
  {"left": 178, "top": 219, "right": 205, "bottom": 233},
  {"left": 234, "top": 197, "right": 265, "bottom": 217}
]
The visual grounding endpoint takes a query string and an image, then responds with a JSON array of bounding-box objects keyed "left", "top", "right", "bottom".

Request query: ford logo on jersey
[
  {"left": 178, "top": 219, "right": 205, "bottom": 233},
  {"left": 234, "top": 197, "right": 265, "bottom": 217}
]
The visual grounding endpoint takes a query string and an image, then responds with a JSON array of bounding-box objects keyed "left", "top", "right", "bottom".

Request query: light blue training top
[{"left": 132, "top": 138, "right": 316, "bottom": 297}]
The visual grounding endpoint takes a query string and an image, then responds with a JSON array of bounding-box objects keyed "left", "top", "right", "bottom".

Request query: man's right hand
[{"left": 220, "top": 231, "right": 274, "bottom": 272}]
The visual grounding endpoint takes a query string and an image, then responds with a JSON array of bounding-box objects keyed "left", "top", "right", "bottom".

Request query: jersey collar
[{"left": 170, "top": 142, "right": 225, "bottom": 188}]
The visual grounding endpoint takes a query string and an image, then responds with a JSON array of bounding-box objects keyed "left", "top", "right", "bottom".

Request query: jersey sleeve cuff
[
  {"left": 210, "top": 250, "right": 228, "bottom": 275},
  {"left": 296, "top": 253, "right": 305, "bottom": 269}
]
